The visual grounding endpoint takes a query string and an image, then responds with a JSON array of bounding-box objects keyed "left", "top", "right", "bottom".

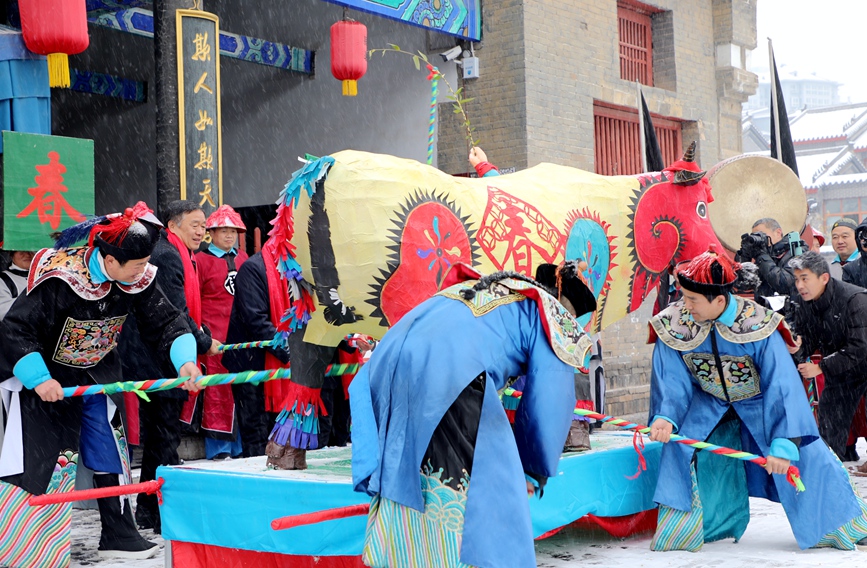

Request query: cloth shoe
[{"left": 93, "top": 474, "right": 159, "bottom": 559}]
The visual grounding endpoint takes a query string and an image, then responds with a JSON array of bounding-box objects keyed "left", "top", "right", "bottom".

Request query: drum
[{"left": 706, "top": 155, "right": 807, "bottom": 252}]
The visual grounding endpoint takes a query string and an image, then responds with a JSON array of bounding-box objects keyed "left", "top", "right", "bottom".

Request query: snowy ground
[{"left": 71, "top": 442, "right": 867, "bottom": 568}]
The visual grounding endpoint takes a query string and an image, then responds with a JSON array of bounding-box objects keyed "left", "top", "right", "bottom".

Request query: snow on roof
[
  {"left": 789, "top": 104, "right": 867, "bottom": 142},
  {"left": 811, "top": 170, "right": 867, "bottom": 187},
  {"left": 796, "top": 150, "right": 841, "bottom": 187}
]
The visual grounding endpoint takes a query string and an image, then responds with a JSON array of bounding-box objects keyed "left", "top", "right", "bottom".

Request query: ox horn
[{"left": 672, "top": 141, "right": 706, "bottom": 185}]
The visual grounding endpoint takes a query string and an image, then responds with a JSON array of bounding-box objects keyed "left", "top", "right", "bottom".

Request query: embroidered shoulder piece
[
  {"left": 649, "top": 301, "right": 710, "bottom": 352},
  {"left": 438, "top": 279, "right": 526, "bottom": 316},
  {"left": 438, "top": 278, "right": 592, "bottom": 368},
  {"left": 650, "top": 296, "right": 782, "bottom": 352},
  {"left": 715, "top": 296, "right": 782, "bottom": 344},
  {"left": 28, "top": 247, "right": 156, "bottom": 301}
]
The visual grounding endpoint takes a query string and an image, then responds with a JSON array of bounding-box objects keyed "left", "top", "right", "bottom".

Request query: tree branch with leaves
[{"left": 369, "top": 45, "right": 480, "bottom": 154}]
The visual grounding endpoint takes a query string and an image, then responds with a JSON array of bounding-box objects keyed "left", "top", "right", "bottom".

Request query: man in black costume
[{"left": 0, "top": 202, "right": 201, "bottom": 561}]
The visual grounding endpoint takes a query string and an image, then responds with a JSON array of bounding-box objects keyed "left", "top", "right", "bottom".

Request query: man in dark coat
[
  {"left": 118, "top": 200, "right": 219, "bottom": 533},
  {"left": 0, "top": 202, "right": 200, "bottom": 561},
  {"left": 842, "top": 218, "right": 867, "bottom": 288},
  {"left": 738, "top": 217, "right": 796, "bottom": 304},
  {"left": 222, "top": 251, "right": 291, "bottom": 458},
  {"left": 788, "top": 251, "right": 867, "bottom": 464}
]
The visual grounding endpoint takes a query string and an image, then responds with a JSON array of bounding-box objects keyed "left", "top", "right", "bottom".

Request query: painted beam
[
  {"left": 321, "top": 0, "right": 481, "bottom": 41},
  {"left": 89, "top": 8, "right": 314, "bottom": 75},
  {"left": 69, "top": 68, "right": 147, "bottom": 103}
]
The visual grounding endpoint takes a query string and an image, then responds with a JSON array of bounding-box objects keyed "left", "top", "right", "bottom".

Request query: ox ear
[{"left": 673, "top": 169, "right": 706, "bottom": 185}]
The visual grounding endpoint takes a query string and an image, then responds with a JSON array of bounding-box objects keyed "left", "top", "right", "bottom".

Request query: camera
[
  {"left": 439, "top": 46, "right": 463, "bottom": 62},
  {"left": 737, "top": 231, "right": 770, "bottom": 261}
]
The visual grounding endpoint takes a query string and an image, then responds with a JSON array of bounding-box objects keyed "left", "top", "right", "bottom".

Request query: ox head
[{"left": 631, "top": 142, "right": 724, "bottom": 278}]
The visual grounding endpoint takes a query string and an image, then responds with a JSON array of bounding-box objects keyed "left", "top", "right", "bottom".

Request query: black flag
[
  {"left": 768, "top": 40, "right": 799, "bottom": 177},
  {"left": 638, "top": 86, "right": 665, "bottom": 172}
]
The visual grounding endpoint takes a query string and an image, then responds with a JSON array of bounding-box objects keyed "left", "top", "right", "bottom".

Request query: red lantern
[
  {"left": 19, "top": 0, "right": 90, "bottom": 88},
  {"left": 331, "top": 19, "right": 367, "bottom": 97}
]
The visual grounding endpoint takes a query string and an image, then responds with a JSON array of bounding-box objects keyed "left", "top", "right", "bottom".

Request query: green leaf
[
  {"left": 417, "top": 51, "right": 429, "bottom": 62},
  {"left": 454, "top": 108, "right": 463, "bottom": 113},
  {"left": 388, "top": 44, "right": 401, "bottom": 51},
  {"left": 413, "top": 56, "right": 420, "bottom": 70},
  {"left": 460, "top": 98, "right": 475, "bottom": 104}
]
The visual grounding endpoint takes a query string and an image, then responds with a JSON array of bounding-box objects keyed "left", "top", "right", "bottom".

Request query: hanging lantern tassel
[
  {"left": 18, "top": 0, "right": 90, "bottom": 90},
  {"left": 46, "top": 53, "right": 71, "bottom": 88},
  {"left": 331, "top": 18, "right": 367, "bottom": 97}
]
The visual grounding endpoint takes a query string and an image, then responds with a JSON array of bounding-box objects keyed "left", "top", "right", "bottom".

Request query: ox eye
[{"left": 696, "top": 202, "right": 707, "bottom": 219}]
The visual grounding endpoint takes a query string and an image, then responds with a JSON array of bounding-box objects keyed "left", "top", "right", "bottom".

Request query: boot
[
  {"left": 564, "top": 420, "right": 592, "bottom": 452},
  {"left": 135, "top": 490, "right": 160, "bottom": 533},
  {"left": 266, "top": 440, "right": 308, "bottom": 470},
  {"left": 93, "top": 474, "right": 159, "bottom": 560}
]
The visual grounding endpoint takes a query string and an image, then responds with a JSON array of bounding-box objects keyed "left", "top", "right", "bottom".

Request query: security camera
[{"left": 439, "top": 46, "right": 462, "bottom": 62}]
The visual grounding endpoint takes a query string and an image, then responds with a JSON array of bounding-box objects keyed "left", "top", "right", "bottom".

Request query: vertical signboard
[
  {"left": 177, "top": 9, "right": 222, "bottom": 214},
  {"left": 3, "top": 132, "right": 94, "bottom": 250}
]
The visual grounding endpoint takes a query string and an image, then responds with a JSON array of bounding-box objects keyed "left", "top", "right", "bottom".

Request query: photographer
[{"left": 738, "top": 218, "right": 797, "bottom": 302}]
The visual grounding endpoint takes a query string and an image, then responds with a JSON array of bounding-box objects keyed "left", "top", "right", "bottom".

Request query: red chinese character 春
[{"left": 17, "top": 151, "right": 86, "bottom": 230}]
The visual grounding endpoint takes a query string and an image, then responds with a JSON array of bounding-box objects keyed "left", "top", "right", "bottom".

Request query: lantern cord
[{"left": 46, "top": 54, "right": 70, "bottom": 89}]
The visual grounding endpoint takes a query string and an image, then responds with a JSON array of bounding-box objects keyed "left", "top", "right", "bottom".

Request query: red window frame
[
  {"left": 593, "top": 101, "right": 682, "bottom": 176},
  {"left": 618, "top": 0, "right": 657, "bottom": 86}
]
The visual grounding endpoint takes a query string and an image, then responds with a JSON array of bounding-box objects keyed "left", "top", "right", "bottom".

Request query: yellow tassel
[
  {"left": 46, "top": 53, "right": 71, "bottom": 88},
  {"left": 341, "top": 79, "right": 357, "bottom": 97}
]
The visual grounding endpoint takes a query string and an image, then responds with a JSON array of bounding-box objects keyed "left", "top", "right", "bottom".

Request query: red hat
[
  {"left": 811, "top": 226, "right": 825, "bottom": 247},
  {"left": 206, "top": 205, "right": 246, "bottom": 232},
  {"left": 675, "top": 244, "right": 740, "bottom": 297}
]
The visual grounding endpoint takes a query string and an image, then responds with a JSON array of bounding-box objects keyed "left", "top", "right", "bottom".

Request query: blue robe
[
  {"left": 351, "top": 278, "right": 590, "bottom": 567},
  {"left": 649, "top": 295, "right": 862, "bottom": 549}
]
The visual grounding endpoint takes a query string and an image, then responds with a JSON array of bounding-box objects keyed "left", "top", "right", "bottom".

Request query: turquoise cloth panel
[
  {"left": 0, "top": 58, "right": 51, "bottom": 153},
  {"left": 696, "top": 418, "right": 750, "bottom": 543},
  {"left": 529, "top": 432, "right": 661, "bottom": 537}
]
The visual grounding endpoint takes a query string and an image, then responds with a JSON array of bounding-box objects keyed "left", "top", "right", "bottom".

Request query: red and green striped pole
[
  {"left": 60, "top": 364, "right": 362, "bottom": 399},
  {"left": 572, "top": 408, "right": 805, "bottom": 492}
]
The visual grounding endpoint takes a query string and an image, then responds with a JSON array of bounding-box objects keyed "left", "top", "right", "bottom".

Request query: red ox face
[{"left": 628, "top": 172, "right": 723, "bottom": 311}]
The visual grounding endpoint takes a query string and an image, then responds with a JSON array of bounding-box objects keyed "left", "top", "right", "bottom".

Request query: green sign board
[{"left": 2, "top": 131, "right": 95, "bottom": 251}]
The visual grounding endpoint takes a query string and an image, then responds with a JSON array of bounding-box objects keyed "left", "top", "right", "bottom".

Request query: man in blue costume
[
  {"left": 350, "top": 261, "right": 596, "bottom": 568},
  {"left": 647, "top": 246, "right": 867, "bottom": 551}
]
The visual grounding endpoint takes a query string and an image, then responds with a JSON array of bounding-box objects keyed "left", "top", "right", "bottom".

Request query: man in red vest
[{"left": 182, "top": 205, "right": 249, "bottom": 459}]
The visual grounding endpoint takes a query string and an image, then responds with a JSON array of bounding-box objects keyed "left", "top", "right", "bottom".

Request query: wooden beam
[{"left": 90, "top": 7, "right": 314, "bottom": 75}]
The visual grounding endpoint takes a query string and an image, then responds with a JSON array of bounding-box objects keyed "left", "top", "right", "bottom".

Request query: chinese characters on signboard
[
  {"left": 2, "top": 132, "right": 95, "bottom": 250},
  {"left": 177, "top": 9, "right": 222, "bottom": 214}
]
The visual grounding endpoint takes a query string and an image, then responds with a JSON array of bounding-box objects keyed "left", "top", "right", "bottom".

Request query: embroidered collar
[
  {"left": 438, "top": 278, "right": 592, "bottom": 368},
  {"left": 28, "top": 247, "right": 157, "bottom": 300},
  {"left": 650, "top": 295, "right": 782, "bottom": 351}
]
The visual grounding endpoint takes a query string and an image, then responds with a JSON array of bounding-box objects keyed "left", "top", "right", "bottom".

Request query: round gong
[{"left": 707, "top": 155, "right": 807, "bottom": 252}]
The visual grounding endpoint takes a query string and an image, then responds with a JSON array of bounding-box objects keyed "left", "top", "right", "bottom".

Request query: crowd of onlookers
[{"left": 734, "top": 216, "right": 867, "bottom": 474}]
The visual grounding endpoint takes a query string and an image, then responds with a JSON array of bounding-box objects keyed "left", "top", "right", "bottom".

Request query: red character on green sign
[{"left": 17, "top": 151, "right": 86, "bottom": 230}]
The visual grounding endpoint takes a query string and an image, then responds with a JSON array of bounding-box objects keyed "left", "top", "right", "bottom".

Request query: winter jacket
[
  {"left": 788, "top": 277, "right": 867, "bottom": 383},
  {"left": 842, "top": 219, "right": 867, "bottom": 288},
  {"left": 221, "top": 252, "right": 290, "bottom": 373},
  {"left": 754, "top": 240, "right": 795, "bottom": 302}
]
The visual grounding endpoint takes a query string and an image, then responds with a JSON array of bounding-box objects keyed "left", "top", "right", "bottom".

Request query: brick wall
[{"left": 600, "top": 293, "right": 657, "bottom": 423}]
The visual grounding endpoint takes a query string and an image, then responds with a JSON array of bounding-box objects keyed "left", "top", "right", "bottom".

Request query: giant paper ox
[
  {"left": 287, "top": 146, "right": 720, "bottom": 350},
  {"left": 266, "top": 146, "right": 723, "bottom": 460}
]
